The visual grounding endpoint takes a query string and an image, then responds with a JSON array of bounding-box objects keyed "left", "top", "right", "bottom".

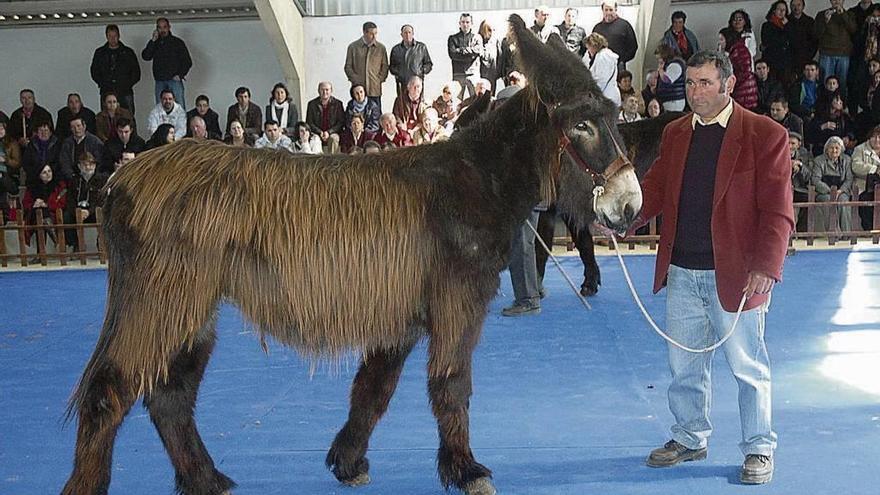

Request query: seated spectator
[
  {"left": 719, "top": 28, "right": 758, "bottom": 110},
  {"left": 59, "top": 117, "right": 104, "bottom": 181},
  {"left": 807, "top": 92, "right": 853, "bottom": 154},
  {"left": 340, "top": 113, "right": 370, "bottom": 153},
  {"left": 21, "top": 122, "right": 61, "bottom": 184},
  {"left": 101, "top": 117, "right": 144, "bottom": 174},
  {"left": 654, "top": 44, "right": 686, "bottom": 112},
  {"left": 291, "top": 121, "right": 323, "bottom": 154},
  {"left": 642, "top": 69, "right": 659, "bottom": 108},
  {"left": 619, "top": 94, "right": 643, "bottom": 123},
  {"left": 254, "top": 120, "right": 292, "bottom": 151},
  {"left": 188, "top": 116, "right": 216, "bottom": 142},
  {"left": 852, "top": 125, "right": 880, "bottom": 229},
  {"left": 226, "top": 86, "right": 263, "bottom": 139},
  {"left": 266, "top": 83, "right": 299, "bottom": 136},
  {"left": 96, "top": 92, "right": 136, "bottom": 142},
  {"left": 345, "top": 84, "right": 381, "bottom": 134},
  {"left": 769, "top": 96, "right": 805, "bottom": 136},
  {"left": 583, "top": 32, "right": 621, "bottom": 107},
  {"left": 754, "top": 60, "right": 785, "bottom": 115},
  {"left": 646, "top": 98, "right": 664, "bottom": 118},
  {"left": 413, "top": 108, "right": 449, "bottom": 145},
  {"left": 56, "top": 93, "right": 97, "bottom": 141},
  {"left": 9, "top": 89, "right": 54, "bottom": 146},
  {"left": 815, "top": 75, "right": 841, "bottom": 112},
  {"left": 789, "top": 61, "right": 821, "bottom": 120},
  {"left": 348, "top": 146, "right": 364, "bottom": 155},
  {"left": 393, "top": 76, "right": 429, "bottom": 140},
  {"left": 23, "top": 163, "right": 66, "bottom": 246},
  {"left": 223, "top": 120, "right": 254, "bottom": 147},
  {"left": 856, "top": 69, "right": 880, "bottom": 138},
  {"left": 617, "top": 70, "right": 637, "bottom": 107},
  {"left": 432, "top": 80, "right": 462, "bottom": 131},
  {"left": 460, "top": 78, "right": 494, "bottom": 111},
  {"left": 185, "top": 95, "right": 222, "bottom": 140},
  {"left": 114, "top": 151, "right": 136, "bottom": 173},
  {"left": 146, "top": 89, "right": 186, "bottom": 139},
  {"left": 812, "top": 136, "right": 854, "bottom": 233},
  {"left": 373, "top": 113, "right": 411, "bottom": 148},
  {"left": 0, "top": 110, "right": 8, "bottom": 127},
  {"left": 144, "top": 123, "right": 177, "bottom": 151},
  {"left": 789, "top": 131, "right": 813, "bottom": 231},
  {"left": 306, "top": 81, "right": 345, "bottom": 154},
  {"left": 363, "top": 140, "right": 381, "bottom": 154},
  {"left": 65, "top": 151, "right": 107, "bottom": 248},
  {"left": 0, "top": 121, "right": 23, "bottom": 218}
]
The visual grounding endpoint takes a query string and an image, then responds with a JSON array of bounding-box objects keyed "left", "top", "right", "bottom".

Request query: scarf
[
  {"left": 271, "top": 101, "right": 290, "bottom": 127},
  {"left": 34, "top": 137, "right": 51, "bottom": 165},
  {"left": 349, "top": 98, "right": 368, "bottom": 116},
  {"left": 770, "top": 15, "right": 786, "bottom": 30},
  {"left": 675, "top": 31, "right": 689, "bottom": 58}
]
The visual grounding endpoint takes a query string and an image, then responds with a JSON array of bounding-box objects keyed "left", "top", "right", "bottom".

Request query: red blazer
[{"left": 638, "top": 102, "right": 794, "bottom": 311}]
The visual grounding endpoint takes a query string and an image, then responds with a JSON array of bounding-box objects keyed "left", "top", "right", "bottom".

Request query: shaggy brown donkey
[{"left": 61, "top": 15, "right": 640, "bottom": 495}]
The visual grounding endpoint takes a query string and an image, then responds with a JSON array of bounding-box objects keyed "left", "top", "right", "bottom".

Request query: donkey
[{"left": 61, "top": 15, "right": 640, "bottom": 495}]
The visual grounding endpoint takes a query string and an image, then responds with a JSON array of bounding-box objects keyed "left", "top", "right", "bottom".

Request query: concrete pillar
[{"left": 254, "top": 0, "right": 307, "bottom": 116}]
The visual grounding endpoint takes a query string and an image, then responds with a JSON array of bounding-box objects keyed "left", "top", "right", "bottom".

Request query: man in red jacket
[{"left": 635, "top": 50, "right": 794, "bottom": 485}]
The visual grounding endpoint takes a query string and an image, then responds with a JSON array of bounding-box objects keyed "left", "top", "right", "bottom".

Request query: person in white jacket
[
  {"left": 583, "top": 32, "right": 621, "bottom": 107},
  {"left": 146, "top": 89, "right": 186, "bottom": 139}
]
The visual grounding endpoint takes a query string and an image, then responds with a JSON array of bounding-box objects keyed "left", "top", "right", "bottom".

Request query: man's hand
[{"left": 743, "top": 271, "right": 775, "bottom": 298}]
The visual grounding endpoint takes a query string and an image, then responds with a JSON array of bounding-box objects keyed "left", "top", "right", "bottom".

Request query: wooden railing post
[
  {"left": 806, "top": 186, "right": 816, "bottom": 246},
  {"left": 54, "top": 208, "right": 67, "bottom": 266},
  {"left": 873, "top": 183, "right": 880, "bottom": 245},
  {"left": 76, "top": 209, "right": 87, "bottom": 265}
]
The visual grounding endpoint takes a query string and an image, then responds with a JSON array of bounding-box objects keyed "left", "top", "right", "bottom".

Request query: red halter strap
[{"left": 556, "top": 118, "right": 632, "bottom": 187}]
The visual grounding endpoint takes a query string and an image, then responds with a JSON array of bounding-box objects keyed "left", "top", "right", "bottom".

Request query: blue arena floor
[{"left": 2, "top": 249, "right": 880, "bottom": 494}]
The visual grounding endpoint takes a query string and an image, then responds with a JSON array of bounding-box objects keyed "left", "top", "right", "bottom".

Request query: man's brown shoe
[
  {"left": 646, "top": 440, "right": 708, "bottom": 467},
  {"left": 740, "top": 454, "right": 773, "bottom": 484}
]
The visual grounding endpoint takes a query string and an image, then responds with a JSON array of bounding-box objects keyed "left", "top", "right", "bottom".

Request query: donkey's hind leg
[
  {"left": 143, "top": 316, "right": 235, "bottom": 495},
  {"left": 326, "top": 329, "right": 420, "bottom": 486}
]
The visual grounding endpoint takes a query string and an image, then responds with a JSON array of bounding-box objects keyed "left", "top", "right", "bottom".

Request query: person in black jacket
[
  {"left": 142, "top": 17, "right": 193, "bottom": 109},
  {"left": 8, "top": 89, "right": 54, "bottom": 147},
  {"left": 56, "top": 94, "right": 97, "bottom": 141},
  {"left": 90, "top": 24, "right": 141, "bottom": 115},
  {"left": 389, "top": 24, "right": 433, "bottom": 98},
  {"left": 101, "top": 117, "right": 145, "bottom": 174},
  {"left": 760, "top": 1, "right": 792, "bottom": 84},
  {"left": 592, "top": 1, "right": 638, "bottom": 72},
  {"left": 186, "top": 95, "right": 223, "bottom": 140}
]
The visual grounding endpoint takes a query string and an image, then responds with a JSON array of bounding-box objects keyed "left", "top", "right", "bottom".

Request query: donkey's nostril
[{"left": 624, "top": 203, "right": 636, "bottom": 224}]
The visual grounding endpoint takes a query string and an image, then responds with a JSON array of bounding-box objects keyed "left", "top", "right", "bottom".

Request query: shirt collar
[{"left": 691, "top": 98, "right": 734, "bottom": 129}]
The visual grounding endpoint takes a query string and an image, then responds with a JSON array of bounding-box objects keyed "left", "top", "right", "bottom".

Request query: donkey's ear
[{"left": 546, "top": 32, "right": 568, "bottom": 54}]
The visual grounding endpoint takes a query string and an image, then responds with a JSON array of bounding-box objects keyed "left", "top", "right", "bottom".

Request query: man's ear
[{"left": 725, "top": 75, "right": 737, "bottom": 96}]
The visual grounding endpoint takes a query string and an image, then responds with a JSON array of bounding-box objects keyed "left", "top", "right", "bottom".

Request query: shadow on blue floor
[{"left": 2, "top": 249, "right": 879, "bottom": 494}]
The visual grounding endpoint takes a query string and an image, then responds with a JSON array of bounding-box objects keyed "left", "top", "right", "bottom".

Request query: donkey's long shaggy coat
[{"left": 61, "top": 15, "right": 640, "bottom": 495}]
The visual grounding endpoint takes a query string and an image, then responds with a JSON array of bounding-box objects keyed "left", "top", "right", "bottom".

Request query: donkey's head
[{"left": 508, "top": 14, "right": 641, "bottom": 232}]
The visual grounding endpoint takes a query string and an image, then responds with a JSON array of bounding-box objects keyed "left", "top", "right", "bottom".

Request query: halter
[{"left": 556, "top": 117, "right": 632, "bottom": 190}]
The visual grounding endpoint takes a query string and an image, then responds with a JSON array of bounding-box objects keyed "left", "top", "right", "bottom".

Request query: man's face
[
  {"left": 618, "top": 76, "right": 632, "bottom": 91},
  {"left": 351, "top": 117, "right": 364, "bottom": 134},
  {"left": 830, "top": 0, "right": 843, "bottom": 10},
  {"left": 67, "top": 95, "right": 82, "bottom": 113},
  {"left": 534, "top": 10, "right": 548, "bottom": 26},
  {"left": 623, "top": 96, "right": 639, "bottom": 114},
  {"left": 770, "top": 102, "right": 788, "bottom": 121},
  {"left": 474, "top": 81, "right": 489, "bottom": 95},
  {"left": 407, "top": 79, "right": 422, "bottom": 100},
  {"left": 79, "top": 159, "right": 96, "bottom": 177},
  {"left": 804, "top": 65, "right": 819, "bottom": 81},
  {"left": 459, "top": 16, "right": 472, "bottom": 33},
  {"left": 319, "top": 83, "right": 332, "bottom": 101},
  {"left": 672, "top": 18, "right": 685, "bottom": 33},
  {"left": 196, "top": 100, "right": 209, "bottom": 115},
  {"left": 117, "top": 125, "right": 131, "bottom": 143},
  {"left": 755, "top": 63, "right": 769, "bottom": 81},
  {"left": 791, "top": 0, "right": 804, "bottom": 16},
  {"left": 20, "top": 91, "right": 34, "bottom": 109},
  {"left": 564, "top": 9, "right": 577, "bottom": 26},
  {"left": 265, "top": 124, "right": 281, "bottom": 141},
  {"left": 381, "top": 116, "right": 396, "bottom": 134},
  {"left": 401, "top": 26, "right": 414, "bottom": 44},
  {"left": 118, "top": 152, "right": 135, "bottom": 168},
  {"left": 685, "top": 63, "right": 734, "bottom": 119},
  {"left": 71, "top": 119, "right": 86, "bottom": 139},
  {"left": 36, "top": 125, "right": 51, "bottom": 141},
  {"left": 788, "top": 137, "right": 801, "bottom": 155},
  {"left": 191, "top": 120, "right": 207, "bottom": 138},
  {"left": 602, "top": 4, "right": 617, "bottom": 23},
  {"left": 363, "top": 27, "right": 377, "bottom": 44},
  {"left": 161, "top": 92, "right": 175, "bottom": 111},
  {"left": 236, "top": 91, "right": 250, "bottom": 107},
  {"left": 106, "top": 29, "right": 120, "bottom": 46},
  {"left": 157, "top": 20, "right": 170, "bottom": 37}
]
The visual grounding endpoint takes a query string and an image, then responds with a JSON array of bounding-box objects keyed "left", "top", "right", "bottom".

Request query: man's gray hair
[{"left": 687, "top": 50, "right": 734, "bottom": 82}]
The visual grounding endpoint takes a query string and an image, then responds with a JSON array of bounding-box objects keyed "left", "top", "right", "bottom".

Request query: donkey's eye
[{"left": 575, "top": 121, "right": 595, "bottom": 137}]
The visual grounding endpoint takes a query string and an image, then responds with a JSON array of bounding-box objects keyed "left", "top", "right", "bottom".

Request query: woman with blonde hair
[
  {"left": 583, "top": 32, "right": 621, "bottom": 107},
  {"left": 413, "top": 108, "right": 449, "bottom": 145}
]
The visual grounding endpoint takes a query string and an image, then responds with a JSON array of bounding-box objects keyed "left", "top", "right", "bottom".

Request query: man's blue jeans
[
  {"left": 819, "top": 55, "right": 849, "bottom": 94},
  {"left": 155, "top": 79, "right": 186, "bottom": 109},
  {"left": 665, "top": 265, "right": 777, "bottom": 456}
]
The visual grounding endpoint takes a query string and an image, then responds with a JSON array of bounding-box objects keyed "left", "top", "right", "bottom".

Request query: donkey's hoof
[
  {"left": 463, "top": 477, "right": 496, "bottom": 495},
  {"left": 342, "top": 472, "right": 371, "bottom": 487}
]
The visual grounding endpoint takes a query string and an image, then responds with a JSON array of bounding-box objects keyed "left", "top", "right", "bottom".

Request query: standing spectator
[
  {"left": 146, "top": 89, "right": 186, "bottom": 140},
  {"left": 755, "top": 60, "right": 786, "bottom": 115},
  {"left": 21, "top": 123, "right": 61, "bottom": 184},
  {"left": 850, "top": 5, "right": 880, "bottom": 114},
  {"left": 225, "top": 87, "right": 262, "bottom": 139},
  {"left": 642, "top": 69, "right": 659, "bottom": 106},
  {"left": 344, "top": 22, "right": 389, "bottom": 112},
  {"left": 761, "top": 1, "right": 793, "bottom": 84},
  {"left": 655, "top": 44, "right": 687, "bottom": 112},
  {"left": 592, "top": 1, "right": 637, "bottom": 72},
  {"left": 141, "top": 17, "right": 192, "bottom": 108},
  {"left": 812, "top": 135, "right": 854, "bottom": 232},
  {"left": 814, "top": 0, "right": 858, "bottom": 96},
  {"left": 90, "top": 24, "right": 140, "bottom": 115},
  {"left": 477, "top": 20, "right": 503, "bottom": 94},
  {"left": 8, "top": 89, "right": 53, "bottom": 147},
  {"left": 662, "top": 11, "right": 700, "bottom": 62},
  {"left": 373, "top": 113, "right": 411, "bottom": 148},
  {"left": 23, "top": 163, "right": 66, "bottom": 247},
  {"left": 254, "top": 120, "right": 292, "bottom": 151},
  {"left": 223, "top": 120, "right": 254, "bottom": 147},
  {"left": 0, "top": 121, "right": 22, "bottom": 221},
  {"left": 265, "top": 83, "right": 300, "bottom": 136},
  {"left": 412, "top": 108, "right": 449, "bottom": 145},
  {"left": 852, "top": 124, "right": 880, "bottom": 229},
  {"left": 65, "top": 151, "right": 107, "bottom": 247},
  {"left": 95, "top": 92, "right": 136, "bottom": 142},
  {"left": 306, "top": 82, "right": 345, "bottom": 154},
  {"left": 185, "top": 95, "right": 222, "bottom": 140},
  {"left": 340, "top": 113, "right": 370, "bottom": 153},
  {"left": 56, "top": 94, "right": 97, "bottom": 141},
  {"left": 291, "top": 121, "right": 323, "bottom": 154},
  {"left": 447, "top": 13, "right": 483, "bottom": 100},
  {"left": 720, "top": 29, "right": 758, "bottom": 111},
  {"left": 389, "top": 24, "right": 433, "bottom": 98},
  {"left": 788, "top": 0, "right": 819, "bottom": 87},
  {"left": 726, "top": 10, "right": 757, "bottom": 70},
  {"left": 345, "top": 84, "right": 381, "bottom": 134},
  {"left": 557, "top": 7, "right": 587, "bottom": 57},
  {"left": 432, "top": 81, "right": 462, "bottom": 132},
  {"left": 584, "top": 33, "right": 621, "bottom": 107},
  {"left": 789, "top": 61, "right": 822, "bottom": 119},
  {"left": 143, "top": 123, "right": 177, "bottom": 151},
  {"left": 789, "top": 131, "right": 814, "bottom": 231},
  {"left": 392, "top": 76, "right": 428, "bottom": 141},
  {"left": 769, "top": 96, "right": 805, "bottom": 135},
  {"left": 58, "top": 117, "right": 104, "bottom": 182},
  {"left": 101, "top": 117, "right": 144, "bottom": 174},
  {"left": 858, "top": 68, "right": 880, "bottom": 135},
  {"left": 498, "top": 35, "right": 522, "bottom": 88},
  {"left": 530, "top": 5, "right": 561, "bottom": 43}
]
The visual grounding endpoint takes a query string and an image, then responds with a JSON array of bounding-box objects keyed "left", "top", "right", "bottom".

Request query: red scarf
[
  {"left": 770, "top": 15, "right": 786, "bottom": 30},
  {"left": 675, "top": 31, "right": 689, "bottom": 58}
]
